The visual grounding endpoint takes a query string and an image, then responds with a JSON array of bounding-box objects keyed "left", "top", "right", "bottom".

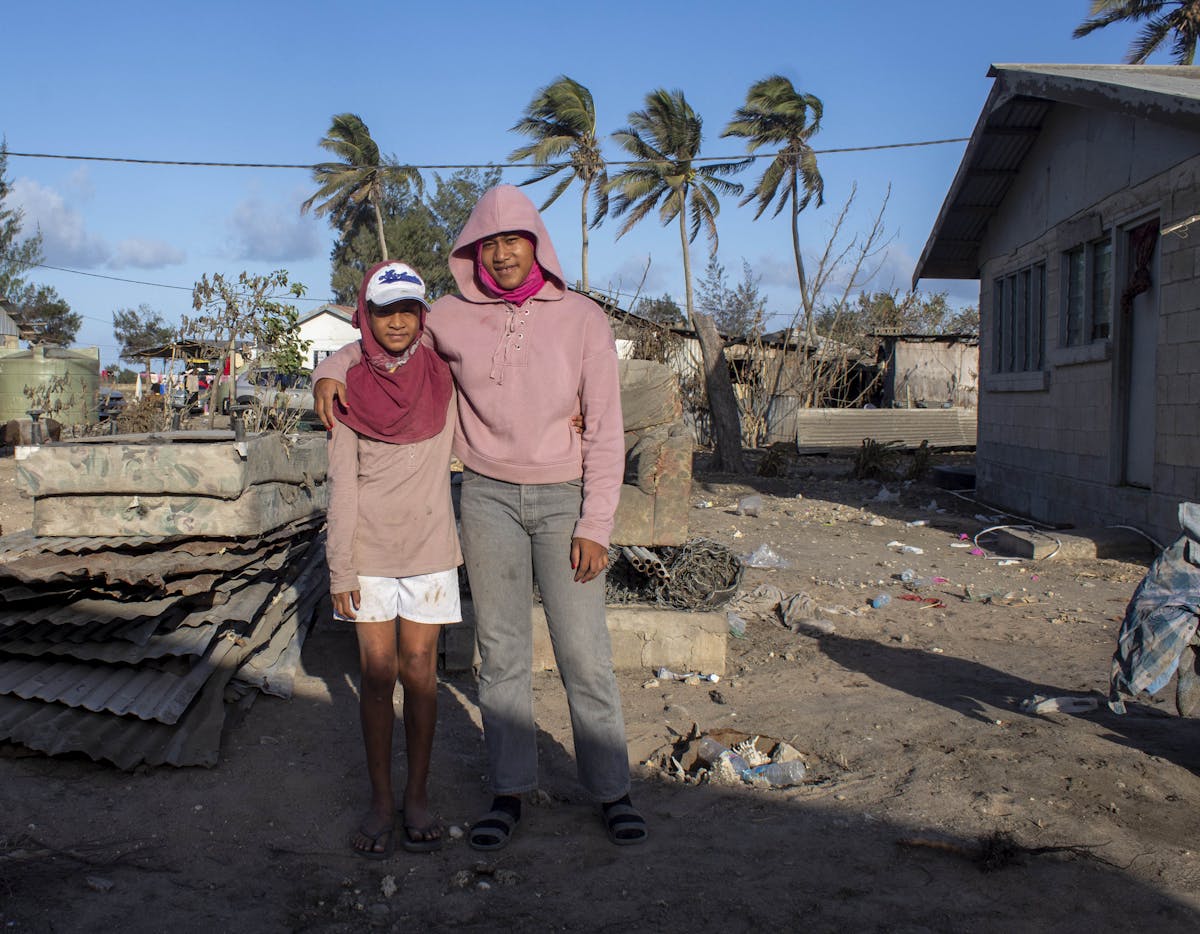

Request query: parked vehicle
[{"left": 213, "top": 367, "right": 320, "bottom": 430}]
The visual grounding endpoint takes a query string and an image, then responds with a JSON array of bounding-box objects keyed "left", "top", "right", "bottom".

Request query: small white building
[{"left": 297, "top": 303, "right": 356, "bottom": 369}]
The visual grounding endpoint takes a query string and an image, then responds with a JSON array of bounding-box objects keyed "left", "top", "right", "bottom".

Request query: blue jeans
[{"left": 460, "top": 468, "right": 631, "bottom": 802}]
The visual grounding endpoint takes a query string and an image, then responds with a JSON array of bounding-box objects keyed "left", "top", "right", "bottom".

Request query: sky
[{"left": 2, "top": 0, "right": 1144, "bottom": 366}]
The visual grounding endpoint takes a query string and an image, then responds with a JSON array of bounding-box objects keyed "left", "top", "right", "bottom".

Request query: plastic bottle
[
  {"left": 900, "top": 569, "right": 918, "bottom": 583},
  {"left": 745, "top": 759, "right": 808, "bottom": 786},
  {"left": 696, "top": 736, "right": 751, "bottom": 774},
  {"left": 869, "top": 593, "right": 891, "bottom": 609}
]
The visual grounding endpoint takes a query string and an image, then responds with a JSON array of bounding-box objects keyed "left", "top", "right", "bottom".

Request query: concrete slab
[
  {"left": 443, "top": 600, "right": 726, "bottom": 676},
  {"left": 987, "top": 525, "right": 1157, "bottom": 561}
]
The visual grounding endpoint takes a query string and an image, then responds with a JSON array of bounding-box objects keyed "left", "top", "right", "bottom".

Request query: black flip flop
[{"left": 350, "top": 822, "right": 395, "bottom": 860}]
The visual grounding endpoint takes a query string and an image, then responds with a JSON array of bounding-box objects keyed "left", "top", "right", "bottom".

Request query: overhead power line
[
  {"left": 8, "top": 259, "right": 334, "bottom": 303},
  {"left": 3, "top": 137, "right": 970, "bottom": 171}
]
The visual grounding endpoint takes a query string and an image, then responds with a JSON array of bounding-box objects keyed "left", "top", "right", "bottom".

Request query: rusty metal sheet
[
  {"left": 0, "top": 531, "right": 327, "bottom": 765},
  {"left": 0, "top": 581, "right": 277, "bottom": 723},
  {"left": 0, "top": 526, "right": 320, "bottom": 589},
  {"left": 0, "top": 619, "right": 220, "bottom": 663}
]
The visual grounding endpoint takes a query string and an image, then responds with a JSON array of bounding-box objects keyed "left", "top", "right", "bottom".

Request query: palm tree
[
  {"left": 301, "top": 113, "right": 423, "bottom": 261},
  {"left": 722, "top": 75, "right": 824, "bottom": 305},
  {"left": 607, "top": 88, "right": 750, "bottom": 471},
  {"left": 1073, "top": 1, "right": 1200, "bottom": 64},
  {"left": 509, "top": 76, "right": 608, "bottom": 291}
]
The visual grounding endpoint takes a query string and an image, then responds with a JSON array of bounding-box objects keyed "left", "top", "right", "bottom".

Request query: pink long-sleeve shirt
[
  {"left": 325, "top": 397, "right": 462, "bottom": 594},
  {"left": 316, "top": 186, "right": 624, "bottom": 547}
]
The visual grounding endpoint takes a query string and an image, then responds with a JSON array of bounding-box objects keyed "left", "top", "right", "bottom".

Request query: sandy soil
[{"left": 3, "top": 448, "right": 1200, "bottom": 933}]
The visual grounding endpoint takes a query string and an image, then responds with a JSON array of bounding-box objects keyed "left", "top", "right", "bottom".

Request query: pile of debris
[
  {"left": 605, "top": 538, "right": 743, "bottom": 609},
  {"left": 0, "top": 430, "right": 329, "bottom": 768}
]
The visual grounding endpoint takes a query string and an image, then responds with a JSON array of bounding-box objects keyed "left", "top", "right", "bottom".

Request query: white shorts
[{"left": 334, "top": 568, "right": 461, "bottom": 625}]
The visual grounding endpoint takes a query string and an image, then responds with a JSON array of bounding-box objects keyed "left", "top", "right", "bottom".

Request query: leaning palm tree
[
  {"left": 1073, "top": 0, "right": 1200, "bottom": 64},
  {"left": 607, "top": 88, "right": 750, "bottom": 472},
  {"left": 509, "top": 76, "right": 608, "bottom": 291},
  {"left": 722, "top": 75, "right": 824, "bottom": 306},
  {"left": 301, "top": 113, "right": 423, "bottom": 261}
]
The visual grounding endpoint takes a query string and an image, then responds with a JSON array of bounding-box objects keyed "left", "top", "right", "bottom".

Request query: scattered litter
[
  {"left": 380, "top": 875, "right": 398, "bottom": 898},
  {"left": 870, "top": 593, "right": 891, "bottom": 609},
  {"left": 85, "top": 877, "right": 115, "bottom": 894},
  {"left": 950, "top": 542, "right": 972, "bottom": 548},
  {"left": 1019, "top": 694, "right": 1100, "bottom": 715},
  {"left": 873, "top": 486, "right": 899, "bottom": 503},
  {"left": 868, "top": 517, "right": 886, "bottom": 527},
  {"left": 997, "top": 559, "right": 1021, "bottom": 566},
  {"left": 969, "top": 547, "right": 985, "bottom": 556},
  {"left": 789, "top": 617, "right": 836, "bottom": 636},
  {"left": 778, "top": 592, "right": 818, "bottom": 623},
  {"left": 728, "top": 584, "right": 787, "bottom": 617},
  {"left": 655, "top": 666, "right": 719, "bottom": 683},
  {"left": 899, "top": 594, "right": 945, "bottom": 608},
  {"left": 887, "top": 541, "right": 924, "bottom": 555},
  {"left": 671, "top": 731, "right": 808, "bottom": 788},
  {"left": 905, "top": 519, "right": 930, "bottom": 527},
  {"left": 694, "top": 500, "right": 714, "bottom": 509},
  {"left": 734, "top": 495, "right": 763, "bottom": 517},
  {"left": 709, "top": 689, "right": 727, "bottom": 705},
  {"left": 741, "top": 543, "right": 790, "bottom": 568},
  {"left": 726, "top": 612, "right": 748, "bottom": 638}
]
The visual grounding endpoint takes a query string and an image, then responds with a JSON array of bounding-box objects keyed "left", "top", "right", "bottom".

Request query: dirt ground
[{"left": 3, "top": 447, "right": 1200, "bottom": 933}]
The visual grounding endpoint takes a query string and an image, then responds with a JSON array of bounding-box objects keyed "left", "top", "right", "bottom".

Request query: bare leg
[
  {"left": 396, "top": 617, "right": 442, "bottom": 841},
  {"left": 352, "top": 618, "right": 401, "bottom": 855}
]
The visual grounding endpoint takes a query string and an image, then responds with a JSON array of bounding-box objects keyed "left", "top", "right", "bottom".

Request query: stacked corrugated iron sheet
[{"left": 0, "top": 430, "right": 329, "bottom": 768}]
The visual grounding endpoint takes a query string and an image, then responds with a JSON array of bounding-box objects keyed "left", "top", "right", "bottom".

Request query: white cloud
[
  {"left": 227, "top": 195, "right": 323, "bottom": 263},
  {"left": 63, "top": 167, "right": 95, "bottom": 200},
  {"left": 112, "top": 238, "right": 185, "bottom": 268},
  {"left": 9, "top": 178, "right": 110, "bottom": 267}
]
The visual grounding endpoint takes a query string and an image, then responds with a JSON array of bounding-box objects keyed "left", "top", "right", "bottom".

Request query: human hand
[
  {"left": 314, "top": 378, "right": 349, "bottom": 430},
  {"left": 332, "top": 589, "right": 360, "bottom": 620},
  {"left": 570, "top": 537, "right": 608, "bottom": 584},
  {"left": 570, "top": 414, "right": 584, "bottom": 435}
]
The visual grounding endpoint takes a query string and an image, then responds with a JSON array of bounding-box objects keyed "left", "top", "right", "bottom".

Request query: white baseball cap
[{"left": 365, "top": 262, "right": 430, "bottom": 311}]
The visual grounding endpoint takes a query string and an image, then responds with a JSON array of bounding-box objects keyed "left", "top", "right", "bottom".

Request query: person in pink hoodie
[{"left": 314, "top": 185, "right": 647, "bottom": 848}]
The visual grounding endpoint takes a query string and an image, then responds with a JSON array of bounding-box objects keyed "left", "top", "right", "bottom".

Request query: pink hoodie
[{"left": 315, "top": 185, "right": 625, "bottom": 547}]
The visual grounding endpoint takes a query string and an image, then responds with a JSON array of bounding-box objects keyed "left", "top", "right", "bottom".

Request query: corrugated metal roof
[
  {"left": 1, "top": 619, "right": 220, "bottom": 662},
  {"left": 914, "top": 64, "right": 1200, "bottom": 284},
  {"left": 0, "top": 528, "right": 327, "bottom": 766}
]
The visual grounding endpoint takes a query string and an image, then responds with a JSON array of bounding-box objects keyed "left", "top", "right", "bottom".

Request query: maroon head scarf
[{"left": 336, "top": 260, "right": 453, "bottom": 444}]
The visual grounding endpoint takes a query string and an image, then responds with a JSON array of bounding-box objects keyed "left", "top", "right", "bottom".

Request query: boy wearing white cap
[{"left": 325, "top": 260, "right": 460, "bottom": 858}]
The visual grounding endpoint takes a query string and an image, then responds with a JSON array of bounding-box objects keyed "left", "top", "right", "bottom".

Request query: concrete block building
[{"left": 915, "top": 64, "right": 1200, "bottom": 546}]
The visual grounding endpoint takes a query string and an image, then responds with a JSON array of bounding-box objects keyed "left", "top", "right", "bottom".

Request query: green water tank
[{"left": 0, "top": 345, "right": 101, "bottom": 425}]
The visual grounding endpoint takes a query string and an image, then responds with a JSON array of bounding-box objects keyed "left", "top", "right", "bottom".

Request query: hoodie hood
[{"left": 450, "top": 184, "right": 566, "bottom": 302}]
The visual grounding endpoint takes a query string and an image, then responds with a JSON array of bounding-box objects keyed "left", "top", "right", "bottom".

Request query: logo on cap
[{"left": 378, "top": 268, "right": 423, "bottom": 286}]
